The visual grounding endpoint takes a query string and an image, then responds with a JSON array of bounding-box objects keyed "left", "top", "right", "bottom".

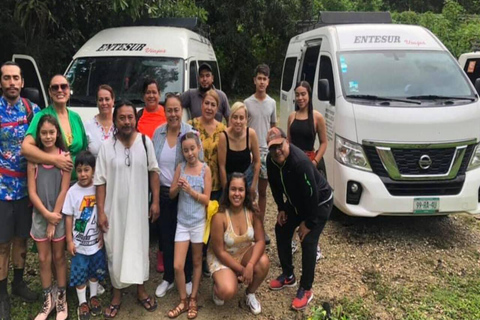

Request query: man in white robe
[{"left": 95, "top": 100, "right": 160, "bottom": 317}]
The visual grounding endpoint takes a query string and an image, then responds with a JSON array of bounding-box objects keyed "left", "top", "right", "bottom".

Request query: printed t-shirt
[{"left": 62, "top": 183, "right": 101, "bottom": 255}]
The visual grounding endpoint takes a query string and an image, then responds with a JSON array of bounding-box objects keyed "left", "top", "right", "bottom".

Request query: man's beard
[
  {"left": 199, "top": 84, "right": 212, "bottom": 93},
  {"left": 117, "top": 126, "right": 134, "bottom": 140}
]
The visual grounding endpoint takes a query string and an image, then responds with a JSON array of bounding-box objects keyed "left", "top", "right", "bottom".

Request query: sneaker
[
  {"left": 156, "top": 251, "right": 165, "bottom": 273},
  {"left": 34, "top": 291, "right": 55, "bottom": 320},
  {"left": 291, "top": 287, "right": 313, "bottom": 311},
  {"left": 212, "top": 289, "right": 224, "bottom": 306},
  {"left": 316, "top": 245, "right": 323, "bottom": 262},
  {"left": 291, "top": 240, "right": 299, "bottom": 254},
  {"left": 97, "top": 283, "right": 105, "bottom": 296},
  {"left": 11, "top": 280, "right": 38, "bottom": 302},
  {"left": 77, "top": 302, "right": 90, "bottom": 320},
  {"left": 155, "top": 280, "right": 173, "bottom": 298},
  {"left": 89, "top": 296, "right": 102, "bottom": 316},
  {"left": 269, "top": 274, "right": 297, "bottom": 291},
  {"left": 203, "top": 259, "right": 211, "bottom": 278},
  {"left": 55, "top": 288, "right": 68, "bottom": 320},
  {"left": 0, "top": 294, "right": 11, "bottom": 320},
  {"left": 245, "top": 292, "right": 261, "bottom": 315},
  {"left": 186, "top": 281, "right": 192, "bottom": 297},
  {"left": 265, "top": 234, "right": 271, "bottom": 245}
]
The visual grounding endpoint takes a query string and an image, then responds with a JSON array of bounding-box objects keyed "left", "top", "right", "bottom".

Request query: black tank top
[
  {"left": 225, "top": 128, "right": 251, "bottom": 174},
  {"left": 290, "top": 114, "right": 315, "bottom": 151}
]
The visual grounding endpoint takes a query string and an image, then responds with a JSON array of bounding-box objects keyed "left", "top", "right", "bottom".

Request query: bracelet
[
  {"left": 313, "top": 159, "right": 318, "bottom": 164},
  {"left": 196, "top": 192, "right": 200, "bottom": 202}
]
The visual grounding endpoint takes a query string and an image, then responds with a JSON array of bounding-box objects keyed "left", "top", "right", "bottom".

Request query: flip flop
[
  {"left": 104, "top": 303, "right": 121, "bottom": 319},
  {"left": 137, "top": 295, "right": 157, "bottom": 312}
]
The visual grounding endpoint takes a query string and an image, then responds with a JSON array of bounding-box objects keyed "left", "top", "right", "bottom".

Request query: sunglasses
[
  {"left": 49, "top": 84, "right": 70, "bottom": 92},
  {"left": 269, "top": 140, "right": 285, "bottom": 153},
  {"left": 165, "top": 92, "right": 181, "bottom": 98}
]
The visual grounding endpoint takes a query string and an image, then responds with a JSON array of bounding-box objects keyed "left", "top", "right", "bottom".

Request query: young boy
[
  {"left": 63, "top": 151, "right": 106, "bottom": 320},
  {"left": 244, "top": 64, "right": 277, "bottom": 244}
]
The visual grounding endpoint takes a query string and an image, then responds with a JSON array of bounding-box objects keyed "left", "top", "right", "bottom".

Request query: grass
[{"left": 307, "top": 270, "right": 480, "bottom": 320}]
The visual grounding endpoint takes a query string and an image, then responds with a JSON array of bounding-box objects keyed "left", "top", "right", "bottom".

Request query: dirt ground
[{"left": 12, "top": 189, "right": 480, "bottom": 319}]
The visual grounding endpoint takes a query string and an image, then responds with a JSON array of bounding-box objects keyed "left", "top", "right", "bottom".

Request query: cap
[
  {"left": 267, "top": 127, "right": 287, "bottom": 148},
  {"left": 198, "top": 63, "right": 213, "bottom": 73}
]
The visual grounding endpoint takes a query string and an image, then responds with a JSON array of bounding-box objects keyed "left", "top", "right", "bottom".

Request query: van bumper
[{"left": 333, "top": 160, "right": 480, "bottom": 217}]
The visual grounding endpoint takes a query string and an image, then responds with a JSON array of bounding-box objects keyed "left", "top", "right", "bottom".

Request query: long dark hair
[
  {"left": 219, "top": 172, "right": 256, "bottom": 214},
  {"left": 112, "top": 99, "right": 137, "bottom": 149},
  {"left": 294, "top": 81, "right": 315, "bottom": 138},
  {"left": 35, "top": 115, "right": 67, "bottom": 151}
]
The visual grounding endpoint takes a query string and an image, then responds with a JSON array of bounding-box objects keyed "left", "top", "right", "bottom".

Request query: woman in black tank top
[
  {"left": 218, "top": 102, "right": 260, "bottom": 201},
  {"left": 287, "top": 81, "right": 328, "bottom": 170}
]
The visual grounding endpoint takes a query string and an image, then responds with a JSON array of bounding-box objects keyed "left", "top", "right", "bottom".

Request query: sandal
[
  {"left": 103, "top": 303, "right": 121, "bottom": 319},
  {"left": 137, "top": 294, "right": 157, "bottom": 312},
  {"left": 167, "top": 298, "right": 188, "bottom": 318},
  {"left": 187, "top": 296, "right": 198, "bottom": 319}
]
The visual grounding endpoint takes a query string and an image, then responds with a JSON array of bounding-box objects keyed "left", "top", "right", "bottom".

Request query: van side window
[
  {"left": 463, "top": 58, "right": 480, "bottom": 86},
  {"left": 300, "top": 45, "right": 321, "bottom": 88},
  {"left": 319, "top": 56, "right": 335, "bottom": 105},
  {"left": 189, "top": 61, "right": 198, "bottom": 89},
  {"left": 281, "top": 57, "right": 297, "bottom": 91}
]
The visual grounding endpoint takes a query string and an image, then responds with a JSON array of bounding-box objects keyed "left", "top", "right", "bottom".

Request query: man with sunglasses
[
  {"left": 181, "top": 63, "right": 230, "bottom": 122},
  {"left": 0, "top": 61, "right": 41, "bottom": 320},
  {"left": 266, "top": 127, "right": 333, "bottom": 311}
]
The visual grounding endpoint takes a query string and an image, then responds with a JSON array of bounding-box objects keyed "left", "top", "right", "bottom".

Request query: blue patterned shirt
[{"left": 0, "top": 96, "right": 40, "bottom": 200}]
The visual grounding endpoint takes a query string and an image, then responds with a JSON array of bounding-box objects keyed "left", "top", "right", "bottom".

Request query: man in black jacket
[{"left": 266, "top": 127, "right": 333, "bottom": 311}]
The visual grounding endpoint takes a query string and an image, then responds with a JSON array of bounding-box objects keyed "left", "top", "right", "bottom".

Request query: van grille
[{"left": 364, "top": 144, "right": 474, "bottom": 196}]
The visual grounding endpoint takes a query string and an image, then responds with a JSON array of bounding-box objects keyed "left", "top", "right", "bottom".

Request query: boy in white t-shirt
[
  {"left": 63, "top": 151, "right": 106, "bottom": 320},
  {"left": 244, "top": 64, "right": 277, "bottom": 244}
]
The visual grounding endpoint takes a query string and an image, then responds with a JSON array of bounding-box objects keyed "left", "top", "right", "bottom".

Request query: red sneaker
[
  {"left": 269, "top": 274, "right": 297, "bottom": 291},
  {"left": 156, "top": 251, "right": 164, "bottom": 273},
  {"left": 291, "top": 287, "right": 313, "bottom": 311}
]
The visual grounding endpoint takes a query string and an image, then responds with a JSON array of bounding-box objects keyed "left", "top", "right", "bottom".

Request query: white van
[
  {"left": 280, "top": 12, "right": 480, "bottom": 217},
  {"left": 13, "top": 20, "right": 221, "bottom": 121}
]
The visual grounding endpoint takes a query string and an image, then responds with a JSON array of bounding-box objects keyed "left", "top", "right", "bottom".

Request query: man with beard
[
  {"left": 0, "top": 62, "right": 40, "bottom": 319},
  {"left": 95, "top": 100, "right": 160, "bottom": 317},
  {"left": 181, "top": 63, "right": 230, "bottom": 122}
]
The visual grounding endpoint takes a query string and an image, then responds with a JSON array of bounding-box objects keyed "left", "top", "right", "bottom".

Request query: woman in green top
[{"left": 22, "top": 75, "right": 87, "bottom": 180}]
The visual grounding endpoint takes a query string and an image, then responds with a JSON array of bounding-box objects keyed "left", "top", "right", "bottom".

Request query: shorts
[
  {"left": 0, "top": 197, "right": 32, "bottom": 243},
  {"left": 30, "top": 209, "right": 65, "bottom": 242},
  {"left": 69, "top": 249, "right": 107, "bottom": 287},
  {"left": 259, "top": 151, "right": 268, "bottom": 180},
  {"left": 175, "top": 222, "right": 205, "bottom": 244}
]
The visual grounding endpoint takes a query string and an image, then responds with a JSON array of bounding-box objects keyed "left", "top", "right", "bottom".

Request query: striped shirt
[{"left": 177, "top": 162, "right": 206, "bottom": 228}]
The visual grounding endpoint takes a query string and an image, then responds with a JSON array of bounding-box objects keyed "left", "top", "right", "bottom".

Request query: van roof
[
  {"left": 291, "top": 24, "right": 444, "bottom": 51},
  {"left": 72, "top": 26, "right": 215, "bottom": 59}
]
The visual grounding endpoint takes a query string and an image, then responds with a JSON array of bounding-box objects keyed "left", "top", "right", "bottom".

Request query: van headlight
[
  {"left": 467, "top": 143, "right": 480, "bottom": 171},
  {"left": 335, "top": 135, "right": 372, "bottom": 171}
]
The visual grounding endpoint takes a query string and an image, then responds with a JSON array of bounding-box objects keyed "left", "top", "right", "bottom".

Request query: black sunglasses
[{"left": 50, "top": 84, "right": 70, "bottom": 92}]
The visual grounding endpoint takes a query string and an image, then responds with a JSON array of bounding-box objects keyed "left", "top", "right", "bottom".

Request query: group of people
[{"left": 0, "top": 60, "right": 333, "bottom": 320}]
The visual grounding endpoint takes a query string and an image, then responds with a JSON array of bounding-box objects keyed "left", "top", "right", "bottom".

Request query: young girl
[
  {"left": 27, "top": 115, "right": 71, "bottom": 320},
  {"left": 168, "top": 132, "right": 212, "bottom": 319}
]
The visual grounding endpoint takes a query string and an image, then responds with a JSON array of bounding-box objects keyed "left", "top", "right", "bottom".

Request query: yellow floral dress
[{"left": 188, "top": 118, "right": 226, "bottom": 192}]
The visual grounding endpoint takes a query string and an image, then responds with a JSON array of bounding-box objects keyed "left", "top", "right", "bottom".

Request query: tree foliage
[{"left": 1, "top": 0, "right": 480, "bottom": 95}]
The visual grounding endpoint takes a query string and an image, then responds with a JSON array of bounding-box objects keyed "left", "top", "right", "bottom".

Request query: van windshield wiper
[
  {"left": 346, "top": 94, "right": 421, "bottom": 105},
  {"left": 406, "top": 95, "right": 476, "bottom": 101}
]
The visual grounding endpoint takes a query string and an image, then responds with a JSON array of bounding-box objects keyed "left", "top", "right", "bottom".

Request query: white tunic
[{"left": 94, "top": 134, "right": 159, "bottom": 289}]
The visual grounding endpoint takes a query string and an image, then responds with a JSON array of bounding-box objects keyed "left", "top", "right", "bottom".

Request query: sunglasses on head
[
  {"left": 165, "top": 92, "right": 181, "bottom": 98},
  {"left": 50, "top": 84, "right": 69, "bottom": 92}
]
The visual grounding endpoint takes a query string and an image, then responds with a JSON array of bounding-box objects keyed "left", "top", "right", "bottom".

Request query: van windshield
[
  {"left": 338, "top": 51, "right": 475, "bottom": 103},
  {"left": 65, "top": 57, "right": 184, "bottom": 106}
]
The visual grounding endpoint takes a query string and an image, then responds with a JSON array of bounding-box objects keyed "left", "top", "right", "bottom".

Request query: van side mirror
[
  {"left": 22, "top": 87, "right": 42, "bottom": 107},
  {"left": 318, "top": 79, "right": 330, "bottom": 101},
  {"left": 475, "top": 78, "right": 480, "bottom": 94}
]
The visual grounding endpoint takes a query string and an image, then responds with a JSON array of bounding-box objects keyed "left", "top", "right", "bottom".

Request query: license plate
[{"left": 413, "top": 198, "right": 439, "bottom": 214}]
